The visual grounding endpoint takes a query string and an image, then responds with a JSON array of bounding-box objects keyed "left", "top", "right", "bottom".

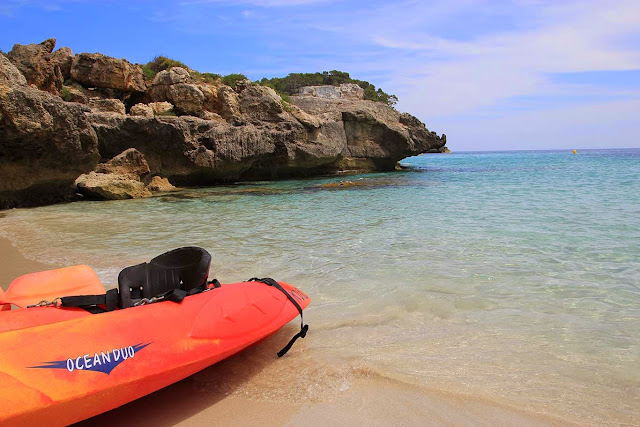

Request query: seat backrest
[{"left": 118, "top": 247, "right": 211, "bottom": 308}]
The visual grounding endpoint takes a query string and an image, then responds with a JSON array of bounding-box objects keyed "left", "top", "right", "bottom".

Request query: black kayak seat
[{"left": 118, "top": 246, "right": 212, "bottom": 308}]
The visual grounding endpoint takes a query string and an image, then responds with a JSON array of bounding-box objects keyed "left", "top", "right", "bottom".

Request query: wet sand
[
  {"left": 1, "top": 238, "right": 575, "bottom": 426},
  {"left": 0, "top": 237, "right": 58, "bottom": 291}
]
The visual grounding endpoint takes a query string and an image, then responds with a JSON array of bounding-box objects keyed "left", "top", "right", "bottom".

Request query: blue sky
[{"left": 1, "top": 0, "right": 639, "bottom": 151}]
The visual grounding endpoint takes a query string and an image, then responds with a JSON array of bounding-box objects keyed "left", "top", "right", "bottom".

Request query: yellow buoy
[{"left": 573, "top": 149, "right": 577, "bottom": 154}]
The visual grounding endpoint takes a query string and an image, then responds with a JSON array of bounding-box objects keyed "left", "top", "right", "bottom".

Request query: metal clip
[
  {"left": 27, "top": 298, "right": 60, "bottom": 308},
  {"left": 133, "top": 296, "right": 165, "bottom": 307}
]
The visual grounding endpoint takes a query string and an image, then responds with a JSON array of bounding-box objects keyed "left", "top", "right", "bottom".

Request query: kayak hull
[{"left": 0, "top": 281, "right": 310, "bottom": 426}]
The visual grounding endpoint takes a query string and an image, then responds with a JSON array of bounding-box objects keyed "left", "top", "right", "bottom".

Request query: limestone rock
[
  {"left": 75, "top": 172, "right": 151, "bottom": 200},
  {"left": 1, "top": 40, "right": 448, "bottom": 209},
  {"left": 95, "top": 148, "right": 149, "bottom": 178},
  {"left": 146, "top": 176, "right": 177, "bottom": 192},
  {"left": 88, "top": 113, "right": 305, "bottom": 183},
  {"left": 233, "top": 78, "right": 252, "bottom": 93},
  {"left": 130, "top": 103, "right": 154, "bottom": 117},
  {"left": 61, "top": 84, "right": 89, "bottom": 103},
  {"left": 239, "top": 85, "right": 285, "bottom": 123},
  {"left": 0, "top": 54, "right": 27, "bottom": 86},
  {"left": 40, "top": 38, "right": 56, "bottom": 52},
  {"left": 51, "top": 47, "right": 73, "bottom": 81},
  {"left": 152, "top": 67, "right": 191, "bottom": 86},
  {"left": 288, "top": 103, "right": 320, "bottom": 129},
  {"left": 0, "top": 55, "right": 99, "bottom": 209},
  {"left": 298, "top": 83, "right": 364, "bottom": 100},
  {"left": 291, "top": 94, "right": 446, "bottom": 169},
  {"left": 89, "top": 98, "right": 125, "bottom": 115},
  {"left": 88, "top": 83, "right": 443, "bottom": 183},
  {"left": 71, "top": 53, "right": 146, "bottom": 92},
  {"left": 148, "top": 67, "right": 207, "bottom": 117},
  {"left": 217, "top": 85, "right": 243, "bottom": 125},
  {"left": 7, "top": 38, "right": 63, "bottom": 94},
  {"left": 201, "top": 110, "right": 224, "bottom": 121},
  {"left": 149, "top": 101, "right": 174, "bottom": 116},
  {"left": 198, "top": 83, "right": 221, "bottom": 113},
  {"left": 167, "top": 83, "right": 205, "bottom": 116}
]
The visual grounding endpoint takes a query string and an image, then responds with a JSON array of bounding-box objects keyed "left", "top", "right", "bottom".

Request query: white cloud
[{"left": 359, "top": 0, "right": 640, "bottom": 149}]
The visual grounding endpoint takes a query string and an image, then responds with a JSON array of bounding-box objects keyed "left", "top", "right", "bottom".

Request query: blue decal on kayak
[{"left": 30, "top": 342, "right": 151, "bottom": 375}]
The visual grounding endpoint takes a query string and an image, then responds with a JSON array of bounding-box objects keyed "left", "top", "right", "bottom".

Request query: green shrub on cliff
[
  {"left": 60, "top": 86, "right": 73, "bottom": 102},
  {"left": 279, "top": 91, "right": 291, "bottom": 103},
  {"left": 146, "top": 56, "right": 191, "bottom": 74},
  {"left": 195, "top": 72, "right": 223, "bottom": 84},
  {"left": 141, "top": 65, "right": 157, "bottom": 81},
  {"left": 222, "top": 73, "right": 248, "bottom": 89},
  {"left": 259, "top": 71, "right": 398, "bottom": 106}
]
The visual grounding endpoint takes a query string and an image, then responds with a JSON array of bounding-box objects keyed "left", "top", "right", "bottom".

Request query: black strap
[
  {"left": 59, "top": 288, "right": 119, "bottom": 312},
  {"left": 276, "top": 324, "right": 308, "bottom": 358},
  {"left": 47, "top": 279, "right": 222, "bottom": 313},
  {"left": 160, "top": 288, "right": 188, "bottom": 303},
  {"left": 248, "top": 277, "right": 308, "bottom": 357}
]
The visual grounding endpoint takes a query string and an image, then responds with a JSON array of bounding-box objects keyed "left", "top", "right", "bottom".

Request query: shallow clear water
[{"left": 2, "top": 149, "right": 640, "bottom": 423}]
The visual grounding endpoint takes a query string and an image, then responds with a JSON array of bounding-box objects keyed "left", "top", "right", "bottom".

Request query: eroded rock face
[
  {"left": 217, "top": 86, "right": 243, "bottom": 125},
  {"left": 298, "top": 83, "right": 364, "bottom": 100},
  {"left": 152, "top": 67, "right": 190, "bottom": 86},
  {"left": 7, "top": 38, "right": 63, "bottom": 94},
  {"left": 146, "top": 176, "right": 176, "bottom": 192},
  {"left": 89, "top": 98, "right": 126, "bottom": 115},
  {"left": 0, "top": 54, "right": 28, "bottom": 86},
  {"left": 288, "top": 104, "right": 320, "bottom": 129},
  {"left": 2, "top": 39, "right": 448, "bottom": 209},
  {"left": 71, "top": 53, "right": 146, "bottom": 92},
  {"left": 149, "top": 101, "right": 174, "bottom": 116},
  {"left": 148, "top": 67, "right": 220, "bottom": 118},
  {"left": 61, "top": 84, "right": 89, "bottom": 103},
  {"left": 76, "top": 148, "right": 153, "bottom": 200},
  {"left": 290, "top": 95, "right": 446, "bottom": 168},
  {"left": 75, "top": 172, "right": 151, "bottom": 200},
  {"left": 88, "top": 81, "right": 445, "bottom": 185},
  {"left": 148, "top": 67, "right": 201, "bottom": 116},
  {"left": 51, "top": 47, "right": 73, "bottom": 81},
  {"left": 239, "top": 85, "right": 285, "bottom": 123},
  {"left": 88, "top": 114, "right": 283, "bottom": 183},
  {"left": 130, "top": 103, "right": 154, "bottom": 117},
  {"left": 0, "top": 55, "right": 99, "bottom": 209},
  {"left": 95, "top": 148, "right": 149, "bottom": 178}
]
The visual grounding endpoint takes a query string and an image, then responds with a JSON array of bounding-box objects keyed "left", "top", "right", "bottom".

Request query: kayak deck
[{"left": 0, "top": 280, "right": 310, "bottom": 425}]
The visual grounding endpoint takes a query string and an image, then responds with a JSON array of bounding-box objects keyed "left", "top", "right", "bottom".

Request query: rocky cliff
[{"left": 0, "top": 39, "right": 447, "bottom": 209}]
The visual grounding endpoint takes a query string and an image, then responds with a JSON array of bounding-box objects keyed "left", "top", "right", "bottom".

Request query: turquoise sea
[{"left": 1, "top": 149, "right": 639, "bottom": 423}]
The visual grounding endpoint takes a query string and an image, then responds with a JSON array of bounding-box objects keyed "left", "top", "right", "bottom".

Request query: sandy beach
[
  {"left": 1, "top": 237, "right": 575, "bottom": 426},
  {"left": 1, "top": 237, "right": 58, "bottom": 291}
]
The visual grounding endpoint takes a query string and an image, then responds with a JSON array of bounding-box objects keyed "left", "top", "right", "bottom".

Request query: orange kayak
[{"left": 0, "top": 248, "right": 310, "bottom": 426}]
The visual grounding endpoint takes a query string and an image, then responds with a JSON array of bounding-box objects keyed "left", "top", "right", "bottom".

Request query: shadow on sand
[{"left": 74, "top": 329, "right": 296, "bottom": 426}]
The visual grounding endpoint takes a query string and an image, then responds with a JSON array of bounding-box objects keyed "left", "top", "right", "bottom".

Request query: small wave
[{"left": 180, "top": 326, "right": 408, "bottom": 405}]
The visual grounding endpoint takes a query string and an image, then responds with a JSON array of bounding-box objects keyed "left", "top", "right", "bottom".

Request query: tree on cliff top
[
  {"left": 138, "top": 57, "right": 396, "bottom": 106},
  {"left": 259, "top": 71, "right": 398, "bottom": 106}
]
